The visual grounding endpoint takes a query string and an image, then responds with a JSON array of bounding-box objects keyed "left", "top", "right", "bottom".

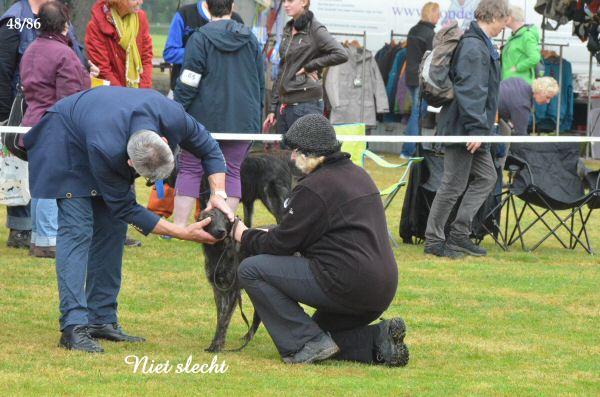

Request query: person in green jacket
[{"left": 501, "top": 5, "right": 541, "bottom": 84}]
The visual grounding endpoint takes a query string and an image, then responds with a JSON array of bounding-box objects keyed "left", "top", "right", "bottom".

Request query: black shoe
[
  {"left": 282, "top": 333, "right": 340, "bottom": 364},
  {"left": 124, "top": 237, "right": 142, "bottom": 247},
  {"left": 446, "top": 236, "right": 487, "bottom": 257},
  {"left": 88, "top": 323, "right": 146, "bottom": 342},
  {"left": 7, "top": 229, "right": 31, "bottom": 249},
  {"left": 375, "top": 318, "right": 409, "bottom": 367},
  {"left": 424, "top": 242, "right": 464, "bottom": 259},
  {"left": 59, "top": 325, "right": 104, "bottom": 353}
]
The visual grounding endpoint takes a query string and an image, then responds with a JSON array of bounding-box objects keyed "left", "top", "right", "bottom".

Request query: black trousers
[{"left": 238, "top": 254, "right": 385, "bottom": 363}]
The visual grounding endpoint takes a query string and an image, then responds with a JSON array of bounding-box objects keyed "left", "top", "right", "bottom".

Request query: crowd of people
[{"left": 0, "top": 0, "right": 562, "bottom": 365}]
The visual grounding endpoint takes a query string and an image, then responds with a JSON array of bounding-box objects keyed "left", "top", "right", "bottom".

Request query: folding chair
[
  {"left": 488, "top": 143, "right": 598, "bottom": 254},
  {"left": 333, "top": 124, "right": 423, "bottom": 247}
]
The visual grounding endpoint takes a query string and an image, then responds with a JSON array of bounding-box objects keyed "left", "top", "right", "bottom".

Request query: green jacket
[{"left": 501, "top": 25, "right": 541, "bottom": 84}]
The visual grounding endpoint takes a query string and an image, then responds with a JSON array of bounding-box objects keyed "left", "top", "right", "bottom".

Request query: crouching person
[{"left": 231, "top": 115, "right": 408, "bottom": 366}]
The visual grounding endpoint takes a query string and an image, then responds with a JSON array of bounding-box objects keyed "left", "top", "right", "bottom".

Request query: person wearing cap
[{"left": 231, "top": 114, "right": 408, "bottom": 366}]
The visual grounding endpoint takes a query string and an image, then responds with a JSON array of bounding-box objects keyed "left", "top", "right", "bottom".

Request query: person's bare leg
[{"left": 172, "top": 195, "right": 196, "bottom": 227}]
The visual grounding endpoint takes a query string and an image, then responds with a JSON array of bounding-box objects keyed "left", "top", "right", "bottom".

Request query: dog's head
[{"left": 197, "top": 208, "right": 233, "bottom": 241}]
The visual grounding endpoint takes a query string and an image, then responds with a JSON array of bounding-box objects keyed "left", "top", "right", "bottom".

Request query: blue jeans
[
  {"left": 402, "top": 86, "right": 428, "bottom": 157},
  {"left": 277, "top": 100, "right": 324, "bottom": 135},
  {"left": 6, "top": 204, "right": 31, "bottom": 230},
  {"left": 56, "top": 197, "right": 127, "bottom": 330},
  {"left": 31, "top": 199, "right": 58, "bottom": 247}
]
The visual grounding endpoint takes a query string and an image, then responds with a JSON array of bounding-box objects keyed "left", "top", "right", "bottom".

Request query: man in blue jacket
[
  {"left": 172, "top": 0, "right": 263, "bottom": 226},
  {"left": 163, "top": 0, "right": 244, "bottom": 91},
  {"left": 424, "top": 0, "right": 509, "bottom": 258},
  {"left": 23, "top": 86, "right": 233, "bottom": 353}
]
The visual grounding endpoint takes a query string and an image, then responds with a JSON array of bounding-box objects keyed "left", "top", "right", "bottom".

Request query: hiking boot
[
  {"left": 7, "top": 229, "right": 31, "bottom": 249},
  {"left": 375, "top": 317, "right": 409, "bottom": 367},
  {"left": 424, "top": 242, "right": 464, "bottom": 259},
  {"left": 59, "top": 325, "right": 104, "bottom": 353},
  {"left": 88, "top": 323, "right": 146, "bottom": 343},
  {"left": 32, "top": 245, "right": 56, "bottom": 259},
  {"left": 282, "top": 333, "right": 340, "bottom": 364},
  {"left": 446, "top": 236, "right": 487, "bottom": 257}
]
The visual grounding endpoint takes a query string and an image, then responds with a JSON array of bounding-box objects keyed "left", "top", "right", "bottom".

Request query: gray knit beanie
[{"left": 282, "top": 114, "right": 341, "bottom": 157}]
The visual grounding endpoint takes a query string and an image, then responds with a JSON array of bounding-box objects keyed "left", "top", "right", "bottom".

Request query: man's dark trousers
[
  {"left": 425, "top": 145, "right": 497, "bottom": 245},
  {"left": 238, "top": 254, "right": 385, "bottom": 363},
  {"left": 6, "top": 204, "right": 31, "bottom": 230},
  {"left": 56, "top": 197, "right": 127, "bottom": 330}
]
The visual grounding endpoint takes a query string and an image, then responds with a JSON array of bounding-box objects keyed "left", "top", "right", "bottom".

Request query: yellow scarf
[{"left": 110, "top": 8, "right": 142, "bottom": 88}]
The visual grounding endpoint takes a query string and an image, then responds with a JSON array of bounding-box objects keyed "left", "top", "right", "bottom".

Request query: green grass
[
  {"left": 1, "top": 156, "right": 599, "bottom": 396},
  {"left": 152, "top": 34, "right": 167, "bottom": 58}
]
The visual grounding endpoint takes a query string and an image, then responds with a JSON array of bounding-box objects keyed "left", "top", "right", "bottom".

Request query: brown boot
[{"left": 32, "top": 245, "right": 56, "bottom": 259}]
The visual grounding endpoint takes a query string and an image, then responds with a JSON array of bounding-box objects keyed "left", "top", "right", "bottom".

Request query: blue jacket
[
  {"left": 23, "top": 87, "right": 226, "bottom": 235},
  {"left": 533, "top": 57, "right": 573, "bottom": 132},
  {"left": 174, "top": 19, "right": 264, "bottom": 133}
]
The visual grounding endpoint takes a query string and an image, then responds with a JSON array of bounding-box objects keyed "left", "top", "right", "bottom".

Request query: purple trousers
[{"left": 175, "top": 141, "right": 251, "bottom": 199}]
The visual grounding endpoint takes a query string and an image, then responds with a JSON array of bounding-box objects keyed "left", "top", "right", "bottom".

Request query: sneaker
[
  {"left": 424, "top": 242, "right": 464, "bottom": 259},
  {"left": 124, "top": 237, "right": 142, "bottom": 247},
  {"left": 399, "top": 153, "right": 410, "bottom": 160},
  {"left": 375, "top": 317, "right": 409, "bottom": 367},
  {"left": 7, "top": 229, "right": 31, "bottom": 249},
  {"left": 282, "top": 333, "right": 340, "bottom": 364},
  {"left": 446, "top": 236, "right": 487, "bottom": 257}
]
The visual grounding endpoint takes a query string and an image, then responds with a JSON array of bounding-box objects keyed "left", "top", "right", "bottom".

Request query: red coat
[{"left": 85, "top": 0, "right": 153, "bottom": 88}]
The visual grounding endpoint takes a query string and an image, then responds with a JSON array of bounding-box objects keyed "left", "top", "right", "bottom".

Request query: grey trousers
[
  {"left": 238, "top": 254, "right": 384, "bottom": 363},
  {"left": 425, "top": 145, "right": 497, "bottom": 244}
]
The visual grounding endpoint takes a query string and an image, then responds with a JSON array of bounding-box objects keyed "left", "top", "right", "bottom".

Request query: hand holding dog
[
  {"left": 206, "top": 195, "right": 235, "bottom": 222},
  {"left": 186, "top": 218, "right": 219, "bottom": 244}
]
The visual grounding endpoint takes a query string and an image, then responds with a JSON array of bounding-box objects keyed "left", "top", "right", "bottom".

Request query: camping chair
[
  {"left": 334, "top": 124, "right": 423, "bottom": 247},
  {"left": 491, "top": 142, "right": 598, "bottom": 254},
  {"left": 400, "top": 143, "right": 501, "bottom": 245}
]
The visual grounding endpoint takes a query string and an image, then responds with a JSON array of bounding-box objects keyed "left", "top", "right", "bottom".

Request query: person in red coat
[{"left": 85, "top": 0, "right": 153, "bottom": 88}]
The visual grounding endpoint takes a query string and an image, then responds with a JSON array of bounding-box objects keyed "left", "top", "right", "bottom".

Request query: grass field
[
  {"left": 152, "top": 34, "right": 167, "bottom": 58},
  {"left": 1, "top": 156, "right": 599, "bottom": 396}
]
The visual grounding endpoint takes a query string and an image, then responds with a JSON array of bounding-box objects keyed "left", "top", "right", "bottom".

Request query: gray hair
[
  {"left": 475, "top": 0, "right": 510, "bottom": 23},
  {"left": 127, "top": 130, "right": 174, "bottom": 182},
  {"left": 509, "top": 5, "right": 525, "bottom": 23}
]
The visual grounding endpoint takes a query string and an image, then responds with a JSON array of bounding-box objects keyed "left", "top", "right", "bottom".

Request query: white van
[{"left": 312, "top": 0, "right": 592, "bottom": 75}]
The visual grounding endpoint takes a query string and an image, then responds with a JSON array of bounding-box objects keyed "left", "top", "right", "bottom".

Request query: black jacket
[
  {"left": 270, "top": 12, "right": 348, "bottom": 113},
  {"left": 241, "top": 152, "right": 398, "bottom": 312},
  {"left": 438, "top": 21, "right": 500, "bottom": 138},
  {"left": 174, "top": 19, "right": 264, "bottom": 133},
  {"left": 405, "top": 21, "right": 435, "bottom": 87}
]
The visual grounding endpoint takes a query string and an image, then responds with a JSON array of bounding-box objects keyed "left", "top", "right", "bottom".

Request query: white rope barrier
[{"left": 1, "top": 126, "right": 599, "bottom": 143}]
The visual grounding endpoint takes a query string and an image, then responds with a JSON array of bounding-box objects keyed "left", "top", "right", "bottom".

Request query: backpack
[{"left": 419, "top": 21, "right": 463, "bottom": 108}]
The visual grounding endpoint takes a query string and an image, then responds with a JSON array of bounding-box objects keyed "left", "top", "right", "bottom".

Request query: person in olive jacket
[
  {"left": 263, "top": 0, "right": 348, "bottom": 135},
  {"left": 232, "top": 115, "right": 409, "bottom": 366}
]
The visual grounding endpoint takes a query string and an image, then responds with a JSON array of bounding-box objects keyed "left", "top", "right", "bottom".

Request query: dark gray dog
[{"left": 198, "top": 150, "right": 294, "bottom": 352}]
